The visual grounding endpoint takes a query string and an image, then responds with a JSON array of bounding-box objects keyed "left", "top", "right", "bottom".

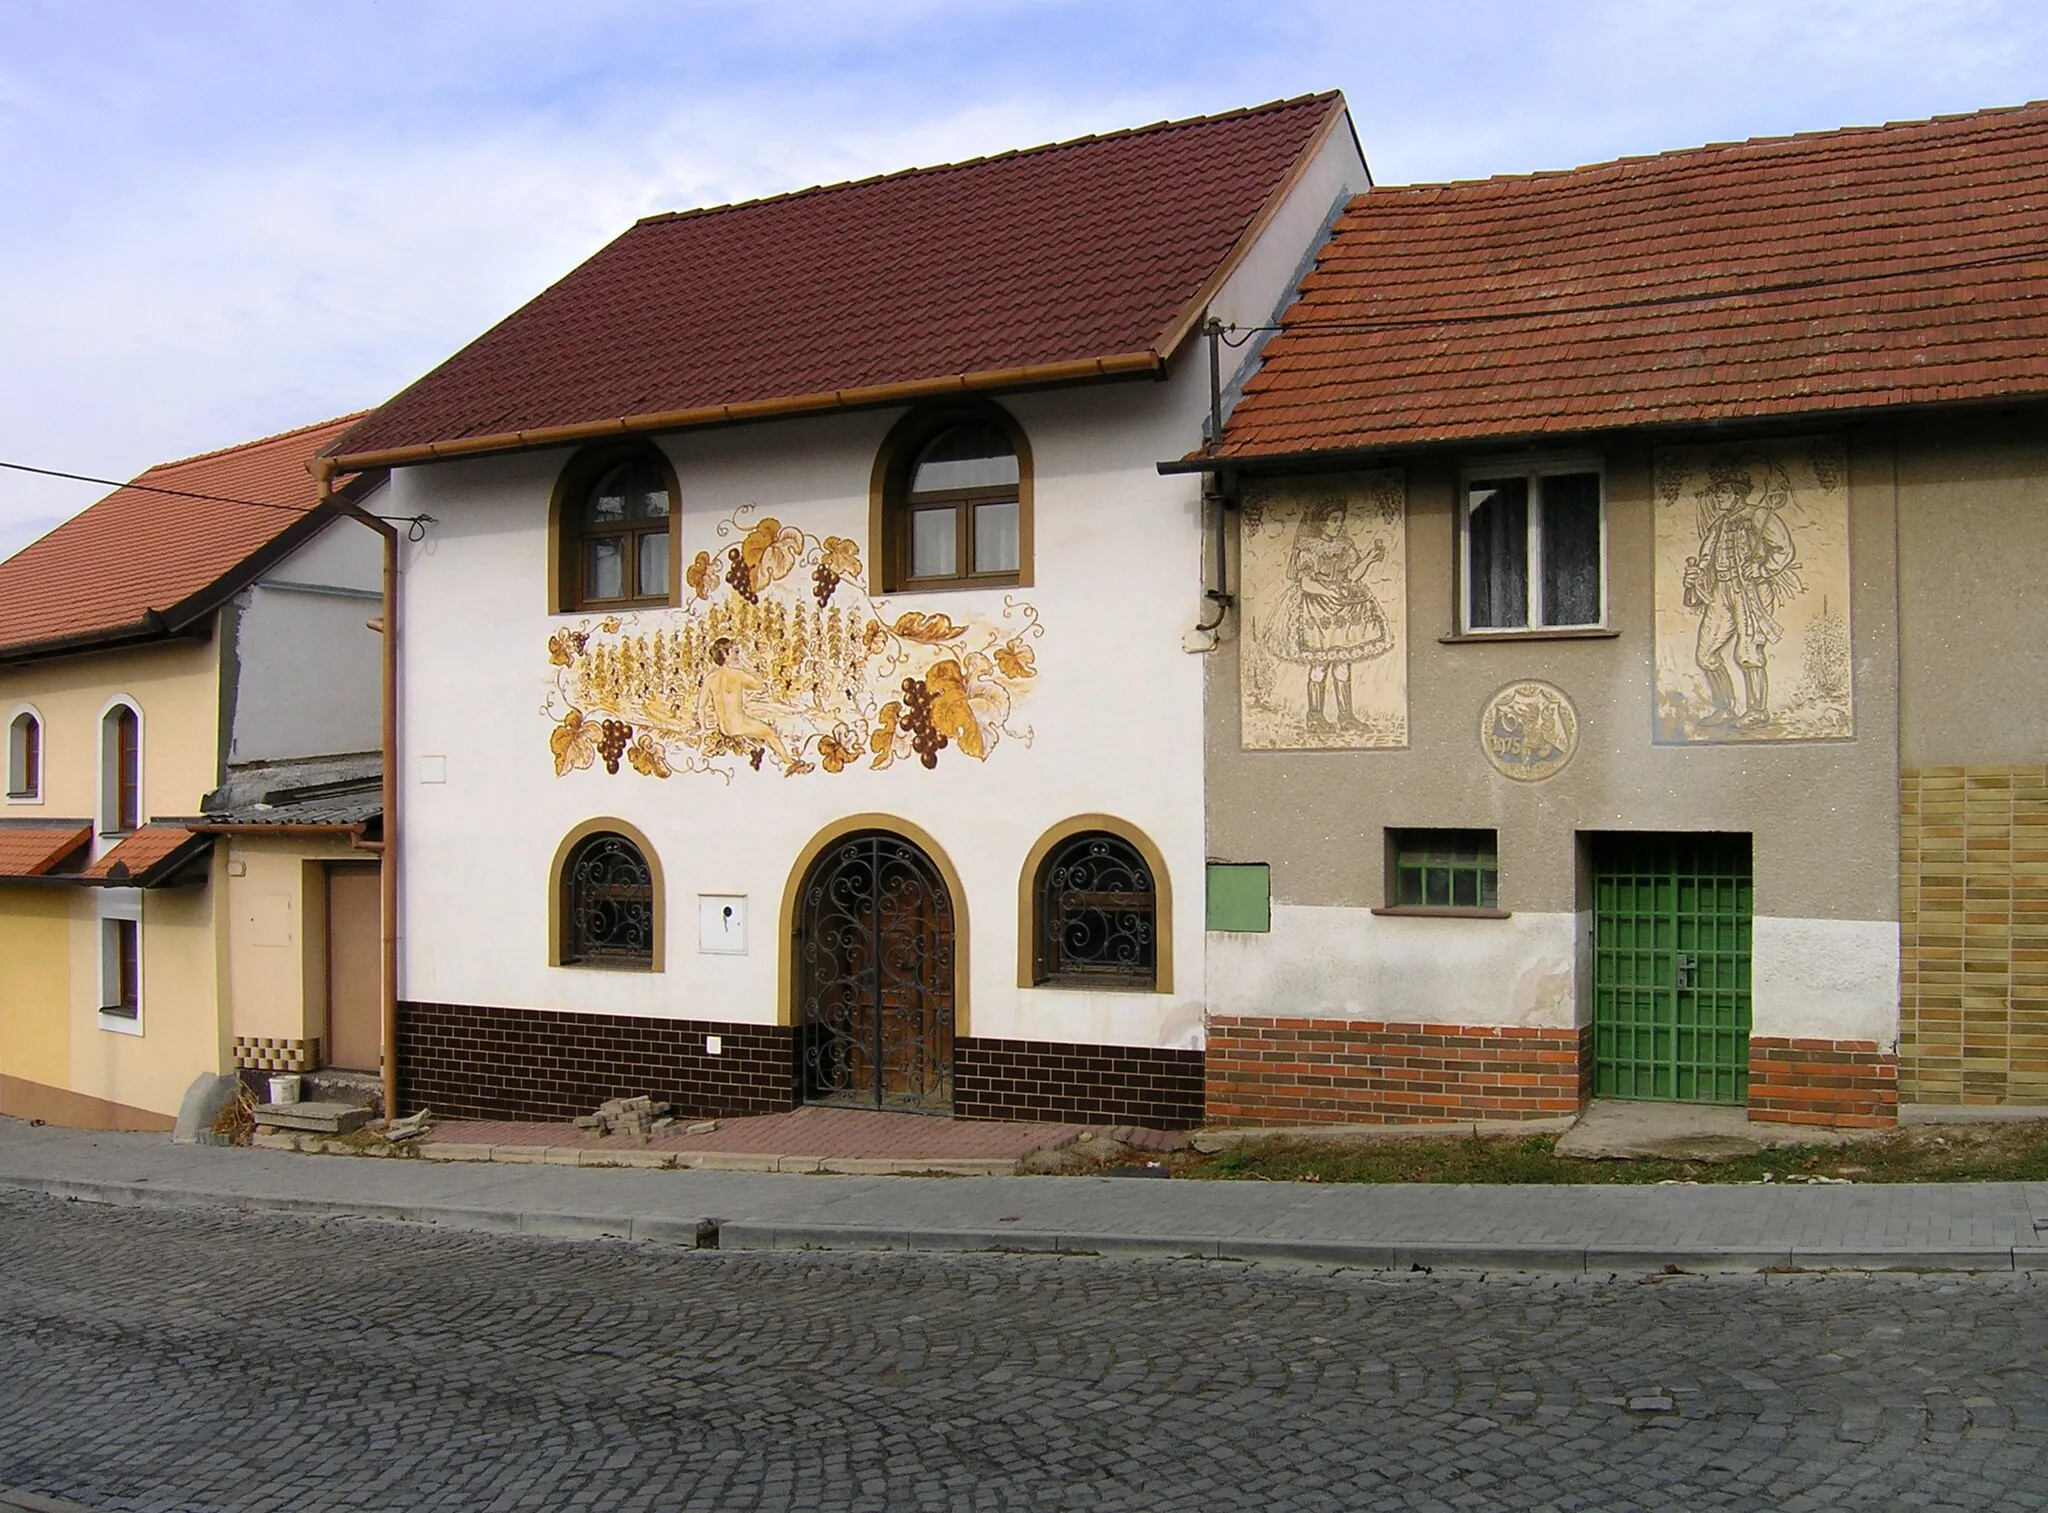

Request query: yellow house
[{"left": 0, "top": 417, "right": 387, "bottom": 1129}]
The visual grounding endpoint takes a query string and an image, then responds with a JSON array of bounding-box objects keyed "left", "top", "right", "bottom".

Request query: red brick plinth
[
  {"left": 1747, "top": 1037, "right": 1899, "bottom": 1128},
  {"left": 1205, "top": 1017, "right": 1590, "bottom": 1127}
]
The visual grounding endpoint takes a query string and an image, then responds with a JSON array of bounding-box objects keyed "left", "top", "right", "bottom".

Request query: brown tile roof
[
  {"left": 79, "top": 824, "right": 212, "bottom": 887},
  {"left": 1217, "top": 100, "right": 2048, "bottom": 461},
  {"left": 329, "top": 94, "right": 1348, "bottom": 463},
  {"left": 0, "top": 824, "right": 90, "bottom": 879},
  {"left": 0, "top": 415, "right": 365, "bottom": 659}
]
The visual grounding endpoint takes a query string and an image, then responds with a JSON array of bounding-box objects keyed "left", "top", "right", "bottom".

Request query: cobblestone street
[{"left": 2, "top": 1190, "right": 2044, "bottom": 1512}]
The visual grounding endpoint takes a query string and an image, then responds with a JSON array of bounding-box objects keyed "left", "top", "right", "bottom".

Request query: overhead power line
[{"left": 0, "top": 459, "right": 418, "bottom": 527}]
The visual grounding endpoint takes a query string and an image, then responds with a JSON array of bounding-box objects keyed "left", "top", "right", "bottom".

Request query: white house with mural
[{"left": 324, "top": 94, "right": 1368, "bottom": 1126}]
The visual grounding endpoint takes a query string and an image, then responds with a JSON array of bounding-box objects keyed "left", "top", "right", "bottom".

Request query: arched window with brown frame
[
  {"left": 6, "top": 709, "right": 41, "bottom": 801},
  {"left": 1034, "top": 830, "right": 1156, "bottom": 989},
  {"left": 101, "top": 701, "right": 139, "bottom": 835},
  {"left": 872, "top": 406, "right": 1032, "bottom": 592},
  {"left": 560, "top": 831, "right": 656, "bottom": 968},
  {"left": 551, "top": 446, "right": 679, "bottom": 613}
]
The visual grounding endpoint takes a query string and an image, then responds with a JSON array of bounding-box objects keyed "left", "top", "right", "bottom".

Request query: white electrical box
[{"left": 698, "top": 894, "right": 747, "bottom": 954}]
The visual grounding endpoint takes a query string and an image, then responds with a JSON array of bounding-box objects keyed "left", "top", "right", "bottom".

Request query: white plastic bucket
[{"left": 268, "top": 1074, "right": 303, "bottom": 1105}]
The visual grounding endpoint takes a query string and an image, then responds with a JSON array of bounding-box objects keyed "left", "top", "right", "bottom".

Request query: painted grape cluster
[
  {"left": 896, "top": 676, "right": 947, "bottom": 769},
  {"left": 597, "top": 719, "right": 632, "bottom": 774}
]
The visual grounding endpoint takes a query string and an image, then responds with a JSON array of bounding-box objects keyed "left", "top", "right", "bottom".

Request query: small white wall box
[
  {"left": 419, "top": 755, "right": 447, "bottom": 783},
  {"left": 698, "top": 894, "right": 747, "bottom": 954}
]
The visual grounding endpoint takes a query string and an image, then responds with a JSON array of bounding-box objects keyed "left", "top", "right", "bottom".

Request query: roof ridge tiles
[
  {"left": 632, "top": 91, "right": 1342, "bottom": 230},
  {"left": 1367, "top": 97, "right": 2048, "bottom": 197},
  {"left": 145, "top": 411, "right": 370, "bottom": 473}
]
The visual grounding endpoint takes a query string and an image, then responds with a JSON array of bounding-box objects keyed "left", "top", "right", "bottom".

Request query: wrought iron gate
[
  {"left": 796, "top": 830, "right": 955, "bottom": 1112},
  {"left": 1591, "top": 833, "right": 1752, "bottom": 1104}
]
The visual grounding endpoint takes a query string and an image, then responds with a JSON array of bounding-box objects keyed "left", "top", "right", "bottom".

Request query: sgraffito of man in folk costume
[{"left": 1683, "top": 454, "right": 1802, "bottom": 731}]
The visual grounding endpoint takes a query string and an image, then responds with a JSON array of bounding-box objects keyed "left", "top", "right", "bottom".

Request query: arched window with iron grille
[
  {"left": 1034, "top": 830, "right": 1156, "bottom": 988},
  {"left": 561, "top": 831, "right": 656, "bottom": 967}
]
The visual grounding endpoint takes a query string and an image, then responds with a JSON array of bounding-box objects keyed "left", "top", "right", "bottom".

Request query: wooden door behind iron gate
[{"left": 796, "top": 830, "right": 954, "bottom": 1113}]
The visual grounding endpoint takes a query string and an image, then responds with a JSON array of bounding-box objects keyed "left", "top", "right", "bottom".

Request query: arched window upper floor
[
  {"left": 99, "top": 700, "right": 140, "bottom": 836},
  {"left": 870, "top": 403, "right": 1033, "bottom": 593},
  {"left": 6, "top": 706, "right": 42, "bottom": 802},
  {"left": 549, "top": 445, "right": 682, "bottom": 614}
]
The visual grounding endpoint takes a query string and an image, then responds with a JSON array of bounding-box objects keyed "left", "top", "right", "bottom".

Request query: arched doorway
[{"left": 795, "top": 829, "right": 955, "bottom": 1112}]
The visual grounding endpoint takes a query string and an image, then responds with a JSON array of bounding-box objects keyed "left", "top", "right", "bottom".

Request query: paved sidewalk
[{"left": 4, "top": 1116, "right": 2046, "bottom": 1273}]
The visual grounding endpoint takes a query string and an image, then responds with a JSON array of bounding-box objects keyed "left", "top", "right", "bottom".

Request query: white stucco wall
[
  {"left": 228, "top": 493, "right": 386, "bottom": 764},
  {"left": 1208, "top": 905, "right": 1581, "bottom": 1029},
  {"left": 1211, "top": 903, "right": 1899, "bottom": 1046},
  {"left": 1751, "top": 915, "right": 1899, "bottom": 1045},
  {"left": 394, "top": 383, "right": 1208, "bottom": 1048}
]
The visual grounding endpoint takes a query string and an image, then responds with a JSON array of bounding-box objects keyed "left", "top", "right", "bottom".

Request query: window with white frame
[
  {"left": 98, "top": 892, "right": 142, "bottom": 1031},
  {"left": 6, "top": 709, "right": 40, "bottom": 800},
  {"left": 1460, "top": 464, "right": 1605, "bottom": 632},
  {"left": 101, "top": 701, "right": 140, "bottom": 835}
]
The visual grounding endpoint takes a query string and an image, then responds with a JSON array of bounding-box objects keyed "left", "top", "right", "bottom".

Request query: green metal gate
[{"left": 1591, "top": 834, "right": 1752, "bottom": 1104}]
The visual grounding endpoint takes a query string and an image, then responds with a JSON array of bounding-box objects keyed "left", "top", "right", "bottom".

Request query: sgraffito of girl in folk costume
[{"left": 1269, "top": 497, "right": 1394, "bottom": 732}]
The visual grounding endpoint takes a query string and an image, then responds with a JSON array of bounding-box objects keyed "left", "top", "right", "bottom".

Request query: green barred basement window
[{"left": 1391, "top": 830, "right": 1499, "bottom": 911}]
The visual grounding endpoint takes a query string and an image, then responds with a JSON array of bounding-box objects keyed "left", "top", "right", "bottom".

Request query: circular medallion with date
[{"left": 1480, "top": 680, "right": 1579, "bottom": 782}]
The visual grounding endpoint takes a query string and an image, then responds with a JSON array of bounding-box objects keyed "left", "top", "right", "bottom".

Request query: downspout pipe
[
  {"left": 313, "top": 457, "right": 402, "bottom": 1122},
  {"left": 1193, "top": 318, "right": 1237, "bottom": 637}
]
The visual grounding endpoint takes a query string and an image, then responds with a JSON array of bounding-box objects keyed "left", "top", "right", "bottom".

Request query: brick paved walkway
[{"left": 426, "top": 1105, "right": 1083, "bottom": 1160}]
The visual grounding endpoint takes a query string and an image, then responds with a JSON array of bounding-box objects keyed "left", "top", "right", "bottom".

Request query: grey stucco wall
[
  {"left": 1204, "top": 430, "right": 1903, "bottom": 925},
  {"left": 227, "top": 514, "right": 384, "bottom": 765},
  {"left": 1896, "top": 410, "right": 2048, "bottom": 768}
]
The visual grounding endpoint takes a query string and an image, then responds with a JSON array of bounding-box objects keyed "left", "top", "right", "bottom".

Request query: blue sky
[{"left": 3, "top": 0, "right": 2045, "bottom": 557}]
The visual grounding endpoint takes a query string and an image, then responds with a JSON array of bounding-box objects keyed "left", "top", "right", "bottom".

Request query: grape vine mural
[{"left": 545, "top": 508, "right": 1043, "bottom": 781}]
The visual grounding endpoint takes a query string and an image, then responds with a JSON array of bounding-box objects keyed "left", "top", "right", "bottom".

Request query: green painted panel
[
  {"left": 1591, "top": 834, "right": 1752, "bottom": 1105},
  {"left": 1206, "top": 863, "right": 1271, "bottom": 933}
]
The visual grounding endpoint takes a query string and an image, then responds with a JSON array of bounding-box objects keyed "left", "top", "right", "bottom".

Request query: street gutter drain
[{"left": 695, "top": 1218, "right": 720, "bottom": 1249}]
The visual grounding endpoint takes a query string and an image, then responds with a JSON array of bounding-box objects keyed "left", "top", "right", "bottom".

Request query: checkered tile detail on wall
[{"left": 233, "top": 1037, "right": 322, "bottom": 1074}]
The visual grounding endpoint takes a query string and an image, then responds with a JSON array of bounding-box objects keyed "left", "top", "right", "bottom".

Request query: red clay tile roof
[
  {"left": 80, "top": 824, "right": 211, "bottom": 886},
  {"left": 0, "top": 416, "right": 364, "bottom": 658},
  {"left": 0, "top": 824, "right": 90, "bottom": 879},
  {"left": 329, "top": 94, "right": 1347, "bottom": 462},
  {"left": 1218, "top": 100, "right": 2048, "bottom": 460}
]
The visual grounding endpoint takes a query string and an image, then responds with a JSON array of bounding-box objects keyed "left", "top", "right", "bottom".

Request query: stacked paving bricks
[{"left": 574, "top": 1096, "right": 675, "bottom": 1138}]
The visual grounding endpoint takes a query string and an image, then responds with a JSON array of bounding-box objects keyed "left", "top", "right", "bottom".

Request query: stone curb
[
  {"left": 670, "top": 1219, "right": 2036, "bottom": 1274},
  {"left": 413, "top": 1141, "right": 1020, "bottom": 1177},
  {"left": 255, "top": 1130, "right": 1022, "bottom": 1176},
  {"left": 1, "top": 1173, "right": 2035, "bottom": 1274}
]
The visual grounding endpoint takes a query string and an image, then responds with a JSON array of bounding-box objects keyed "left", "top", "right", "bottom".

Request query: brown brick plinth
[
  {"left": 1205, "top": 1017, "right": 1590, "bottom": 1126},
  {"left": 1747, "top": 1037, "right": 1899, "bottom": 1128},
  {"left": 955, "top": 1037, "right": 1204, "bottom": 1129},
  {"left": 398, "top": 1000, "right": 796, "bottom": 1123}
]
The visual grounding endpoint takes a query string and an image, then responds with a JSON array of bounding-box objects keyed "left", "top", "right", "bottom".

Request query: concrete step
[
  {"left": 302, "top": 1070, "right": 384, "bottom": 1117},
  {"left": 254, "top": 1102, "right": 372, "bottom": 1136}
]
